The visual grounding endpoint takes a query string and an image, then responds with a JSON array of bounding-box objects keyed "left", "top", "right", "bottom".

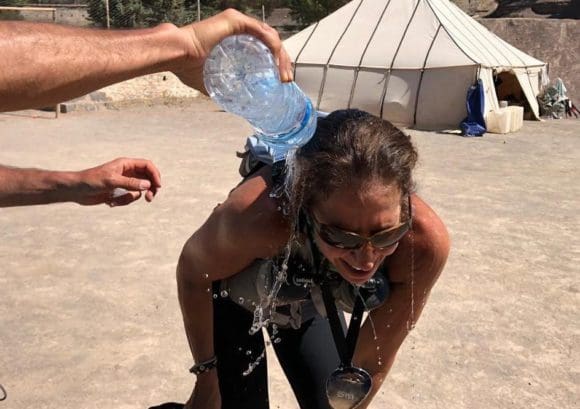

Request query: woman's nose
[{"left": 350, "top": 242, "right": 376, "bottom": 269}]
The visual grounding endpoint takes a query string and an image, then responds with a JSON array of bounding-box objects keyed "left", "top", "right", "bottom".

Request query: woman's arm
[
  {"left": 353, "top": 195, "right": 450, "bottom": 408},
  {"left": 0, "top": 9, "right": 292, "bottom": 112},
  {"left": 177, "top": 166, "right": 290, "bottom": 408}
]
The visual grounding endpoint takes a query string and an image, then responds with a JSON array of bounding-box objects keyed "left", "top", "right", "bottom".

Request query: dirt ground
[{"left": 0, "top": 100, "right": 578, "bottom": 409}]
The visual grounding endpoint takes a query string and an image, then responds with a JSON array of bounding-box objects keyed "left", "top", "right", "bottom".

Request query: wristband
[{"left": 189, "top": 356, "right": 218, "bottom": 376}]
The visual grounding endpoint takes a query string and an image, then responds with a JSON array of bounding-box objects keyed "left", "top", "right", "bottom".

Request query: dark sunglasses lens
[
  {"left": 326, "top": 366, "right": 373, "bottom": 409},
  {"left": 371, "top": 223, "right": 410, "bottom": 249},
  {"left": 320, "top": 227, "right": 364, "bottom": 249}
]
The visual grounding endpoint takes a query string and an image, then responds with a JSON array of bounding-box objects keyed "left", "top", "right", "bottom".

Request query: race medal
[
  {"left": 326, "top": 366, "right": 372, "bottom": 409},
  {"left": 321, "top": 283, "right": 373, "bottom": 409}
]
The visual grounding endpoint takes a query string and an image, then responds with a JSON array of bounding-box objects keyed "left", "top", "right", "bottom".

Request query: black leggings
[{"left": 214, "top": 290, "right": 342, "bottom": 409}]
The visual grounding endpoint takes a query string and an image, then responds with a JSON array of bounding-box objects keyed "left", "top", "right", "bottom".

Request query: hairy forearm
[
  {"left": 0, "top": 164, "right": 81, "bottom": 207},
  {"left": 0, "top": 21, "right": 186, "bottom": 111}
]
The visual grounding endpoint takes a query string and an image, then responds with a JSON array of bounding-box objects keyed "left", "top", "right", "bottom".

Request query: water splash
[
  {"left": 249, "top": 243, "right": 292, "bottom": 335},
  {"left": 407, "top": 227, "right": 416, "bottom": 332},
  {"left": 242, "top": 349, "right": 266, "bottom": 376},
  {"left": 356, "top": 288, "right": 383, "bottom": 366}
]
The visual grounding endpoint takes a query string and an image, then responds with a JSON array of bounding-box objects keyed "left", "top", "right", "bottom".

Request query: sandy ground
[{"left": 0, "top": 100, "right": 578, "bottom": 409}]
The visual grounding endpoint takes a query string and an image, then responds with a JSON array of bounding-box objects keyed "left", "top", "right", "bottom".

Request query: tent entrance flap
[{"left": 493, "top": 70, "right": 534, "bottom": 118}]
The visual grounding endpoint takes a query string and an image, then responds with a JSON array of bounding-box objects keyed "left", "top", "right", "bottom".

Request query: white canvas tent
[{"left": 283, "top": 0, "right": 547, "bottom": 129}]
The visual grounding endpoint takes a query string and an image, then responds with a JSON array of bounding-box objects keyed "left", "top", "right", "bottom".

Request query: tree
[
  {"left": 86, "top": 0, "right": 277, "bottom": 28},
  {"left": 183, "top": 0, "right": 221, "bottom": 20},
  {"left": 87, "top": 0, "right": 197, "bottom": 28},
  {"left": 287, "top": 0, "right": 348, "bottom": 27},
  {"left": 144, "top": 0, "right": 194, "bottom": 26}
]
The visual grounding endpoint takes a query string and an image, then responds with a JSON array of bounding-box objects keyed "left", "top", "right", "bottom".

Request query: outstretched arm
[
  {"left": 0, "top": 157, "right": 161, "bottom": 207},
  {"left": 0, "top": 9, "right": 292, "bottom": 112},
  {"left": 353, "top": 195, "right": 450, "bottom": 408}
]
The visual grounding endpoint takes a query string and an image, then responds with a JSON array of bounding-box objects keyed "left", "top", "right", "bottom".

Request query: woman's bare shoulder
[
  {"left": 221, "top": 166, "right": 292, "bottom": 255},
  {"left": 179, "top": 166, "right": 292, "bottom": 279}
]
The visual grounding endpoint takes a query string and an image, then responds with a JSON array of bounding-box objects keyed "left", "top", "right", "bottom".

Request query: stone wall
[
  {"left": 59, "top": 72, "right": 201, "bottom": 112},
  {"left": 480, "top": 18, "right": 580, "bottom": 100},
  {"left": 2, "top": 5, "right": 89, "bottom": 25}
]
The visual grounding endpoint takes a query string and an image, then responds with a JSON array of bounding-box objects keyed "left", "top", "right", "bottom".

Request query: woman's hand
[
  {"left": 184, "top": 371, "right": 221, "bottom": 409},
  {"left": 174, "top": 8, "right": 293, "bottom": 94}
]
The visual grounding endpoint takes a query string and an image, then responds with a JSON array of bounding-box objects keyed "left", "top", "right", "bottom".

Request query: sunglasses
[{"left": 310, "top": 196, "right": 412, "bottom": 250}]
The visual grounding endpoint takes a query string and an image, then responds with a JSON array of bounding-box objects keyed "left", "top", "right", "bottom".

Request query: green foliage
[
  {"left": 198, "top": 0, "right": 278, "bottom": 19},
  {"left": 85, "top": 0, "right": 297, "bottom": 28},
  {"left": 287, "top": 0, "right": 348, "bottom": 26},
  {"left": 87, "top": 0, "right": 197, "bottom": 28},
  {"left": 145, "top": 0, "right": 194, "bottom": 25},
  {"left": 86, "top": 0, "right": 280, "bottom": 28}
]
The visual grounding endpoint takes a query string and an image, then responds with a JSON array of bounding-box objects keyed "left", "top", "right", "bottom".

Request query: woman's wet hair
[{"left": 287, "top": 109, "right": 418, "bottom": 220}]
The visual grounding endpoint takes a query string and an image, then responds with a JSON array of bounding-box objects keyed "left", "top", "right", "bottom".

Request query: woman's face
[{"left": 310, "top": 181, "right": 403, "bottom": 285}]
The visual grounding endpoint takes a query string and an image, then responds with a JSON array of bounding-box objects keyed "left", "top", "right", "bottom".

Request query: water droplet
[
  {"left": 378, "top": 360, "right": 383, "bottom": 366},
  {"left": 238, "top": 297, "right": 245, "bottom": 304},
  {"left": 242, "top": 349, "right": 266, "bottom": 376},
  {"left": 202, "top": 273, "right": 209, "bottom": 279},
  {"left": 376, "top": 346, "right": 380, "bottom": 351},
  {"left": 220, "top": 290, "right": 229, "bottom": 298},
  {"left": 273, "top": 338, "right": 282, "bottom": 344},
  {"left": 246, "top": 350, "right": 252, "bottom": 356},
  {"left": 212, "top": 293, "right": 218, "bottom": 299},
  {"left": 205, "top": 287, "right": 211, "bottom": 293}
]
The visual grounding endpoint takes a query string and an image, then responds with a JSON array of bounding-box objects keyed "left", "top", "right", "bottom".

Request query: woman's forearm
[
  {"left": 353, "top": 285, "right": 415, "bottom": 409},
  {"left": 177, "top": 245, "right": 222, "bottom": 407},
  {"left": 177, "top": 246, "right": 217, "bottom": 367},
  {"left": 0, "top": 21, "right": 185, "bottom": 111}
]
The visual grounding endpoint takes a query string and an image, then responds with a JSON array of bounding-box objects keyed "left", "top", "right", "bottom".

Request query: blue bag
[{"left": 460, "top": 79, "right": 486, "bottom": 137}]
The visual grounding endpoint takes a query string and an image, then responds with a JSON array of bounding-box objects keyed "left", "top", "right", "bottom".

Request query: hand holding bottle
[{"left": 175, "top": 9, "right": 293, "bottom": 95}]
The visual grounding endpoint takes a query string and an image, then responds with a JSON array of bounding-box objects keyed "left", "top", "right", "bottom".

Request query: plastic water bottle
[{"left": 203, "top": 35, "right": 317, "bottom": 162}]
